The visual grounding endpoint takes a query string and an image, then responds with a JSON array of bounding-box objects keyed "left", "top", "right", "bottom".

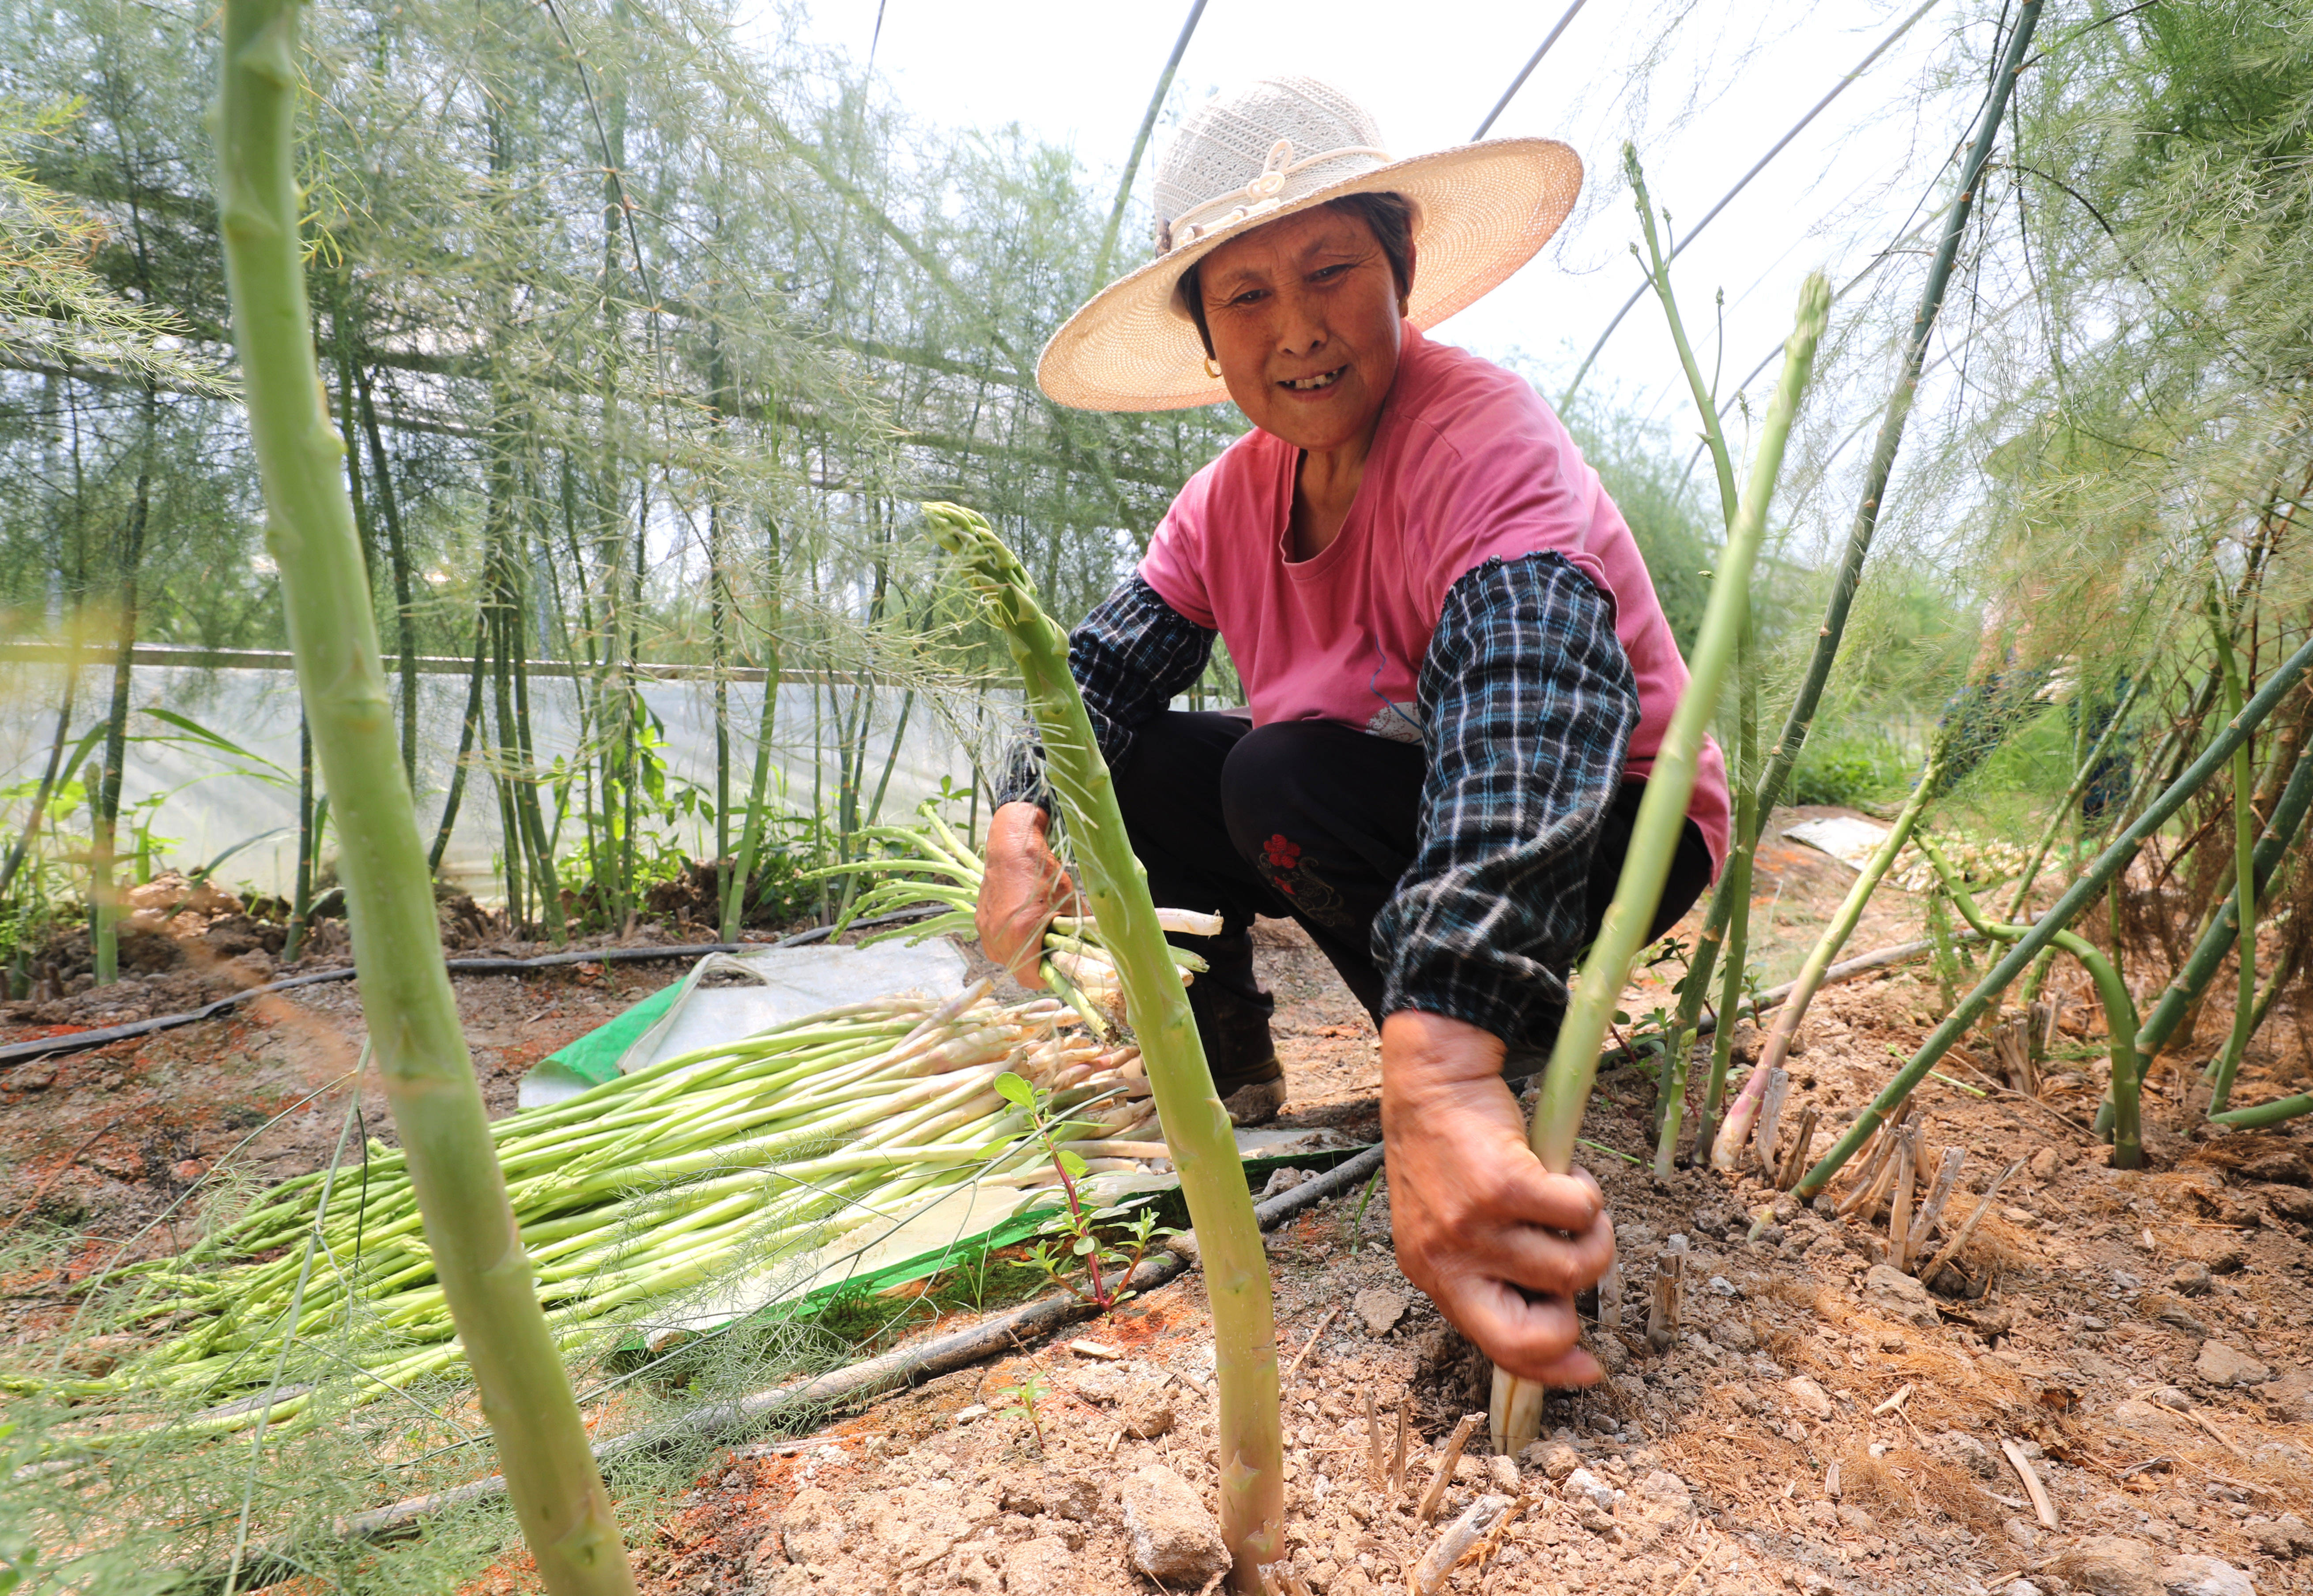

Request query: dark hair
[{"left": 1178, "top": 190, "right": 1417, "bottom": 359}]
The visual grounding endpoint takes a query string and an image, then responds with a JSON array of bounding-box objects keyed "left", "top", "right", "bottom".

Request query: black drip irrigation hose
[
  {"left": 6, "top": 885, "right": 1978, "bottom": 1074},
  {"left": 193, "top": 1143, "right": 1388, "bottom": 1591},
  {"left": 0, "top": 911, "right": 939, "bottom": 1070}
]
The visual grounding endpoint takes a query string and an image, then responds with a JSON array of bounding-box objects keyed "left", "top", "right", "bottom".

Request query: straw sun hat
[{"left": 1036, "top": 75, "right": 1582, "bottom": 413}]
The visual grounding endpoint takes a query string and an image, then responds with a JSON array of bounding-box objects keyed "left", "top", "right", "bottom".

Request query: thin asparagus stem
[
  {"left": 2206, "top": 593, "right": 2257, "bottom": 1113},
  {"left": 1913, "top": 834, "right": 2144, "bottom": 1167},
  {"left": 1732, "top": 753, "right": 1946, "bottom": 1145},
  {"left": 1659, "top": 0, "right": 2048, "bottom": 1082},
  {"left": 1688, "top": 654, "right": 1757, "bottom": 1168},
  {"left": 1796, "top": 629, "right": 2313, "bottom": 1199},
  {"left": 1492, "top": 273, "right": 1830, "bottom": 1456}
]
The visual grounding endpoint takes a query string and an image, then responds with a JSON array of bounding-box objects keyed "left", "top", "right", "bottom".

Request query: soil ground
[{"left": 4, "top": 806, "right": 2312, "bottom": 1595}]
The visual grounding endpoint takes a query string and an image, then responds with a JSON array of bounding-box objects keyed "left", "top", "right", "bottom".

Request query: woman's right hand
[{"left": 975, "top": 802, "right": 1081, "bottom": 988}]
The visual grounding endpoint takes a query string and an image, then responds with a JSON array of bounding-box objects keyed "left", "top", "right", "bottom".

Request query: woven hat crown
[{"left": 1152, "top": 77, "right": 1395, "bottom": 256}]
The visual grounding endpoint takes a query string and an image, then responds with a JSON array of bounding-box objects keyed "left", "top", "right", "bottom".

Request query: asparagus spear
[
  {"left": 211, "top": 1, "right": 633, "bottom": 1583},
  {"left": 924, "top": 502, "right": 1285, "bottom": 1588},
  {"left": 1491, "top": 273, "right": 1830, "bottom": 1456}
]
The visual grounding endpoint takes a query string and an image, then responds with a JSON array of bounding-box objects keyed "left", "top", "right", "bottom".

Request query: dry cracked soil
[{"left": 5, "top": 807, "right": 2313, "bottom": 1595}]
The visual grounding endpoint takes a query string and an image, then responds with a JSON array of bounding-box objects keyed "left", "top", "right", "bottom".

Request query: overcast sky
[{"left": 789, "top": 2, "right": 1993, "bottom": 408}]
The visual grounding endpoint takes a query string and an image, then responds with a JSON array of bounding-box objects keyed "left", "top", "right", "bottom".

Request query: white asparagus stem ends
[{"left": 1412, "top": 1495, "right": 1515, "bottom": 1596}]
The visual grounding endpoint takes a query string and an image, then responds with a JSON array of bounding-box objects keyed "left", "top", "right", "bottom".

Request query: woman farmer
[{"left": 977, "top": 77, "right": 1726, "bottom": 1387}]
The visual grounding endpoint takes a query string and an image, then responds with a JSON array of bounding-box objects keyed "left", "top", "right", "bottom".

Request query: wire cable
[
  {"left": 1560, "top": 0, "right": 1948, "bottom": 408},
  {"left": 1471, "top": 0, "right": 1591, "bottom": 140},
  {"left": 1094, "top": 0, "right": 1210, "bottom": 283}
]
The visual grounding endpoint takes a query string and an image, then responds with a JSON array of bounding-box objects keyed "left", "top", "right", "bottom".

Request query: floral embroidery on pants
[{"left": 1256, "top": 832, "right": 1349, "bottom": 928}]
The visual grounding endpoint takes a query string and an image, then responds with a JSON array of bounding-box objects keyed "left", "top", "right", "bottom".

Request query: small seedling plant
[
  {"left": 993, "top": 1070, "right": 1170, "bottom": 1310},
  {"left": 990, "top": 1366, "right": 1052, "bottom": 1454}
]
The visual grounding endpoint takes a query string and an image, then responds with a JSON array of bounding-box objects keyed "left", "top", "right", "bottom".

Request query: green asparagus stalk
[
  {"left": 2208, "top": 1088, "right": 2313, "bottom": 1129},
  {"left": 1913, "top": 834, "right": 2146, "bottom": 1167},
  {"left": 1795, "top": 629, "right": 2313, "bottom": 1199},
  {"left": 1657, "top": 621, "right": 1750, "bottom": 1176},
  {"left": 1726, "top": 752, "right": 1945, "bottom": 1156},
  {"left": 720, "top": 520, "right": 784, "bottom": 943},
  {"left": 1625, "top": 146, "right": 1741, "bottom": 533},
  {"left": 211, "top": 6, "right": 632, "bottom": 1582},
  {"left": 1623, "top": 143, "right": 1750, "bottom": 1180},
  {"left": 2001, "top": 675, "right": 2145, "bottom": 920},
  {"left": 1654, "top": 0, "right": 2046, "bottom": 1085},
  {"left": 1685, "top": 640, "right": 1755, "bottom": 1170},
  {"left": 2133, "top": 737, "right": 2313, "bottom": 1061},
  {"left": 1492, "top": 272, "right": 1830, "bottom": 1457},
  {"left": 2205, "top": 594, "right": 2256, "bottom": 1113},
  {"left": 923, "top": 501, "right": 1284, "bottom": 1587}
]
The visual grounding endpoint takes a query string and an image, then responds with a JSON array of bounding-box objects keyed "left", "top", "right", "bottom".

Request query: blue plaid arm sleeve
[
  {"left": 1373, "top": 553, "right": 1641, "bottom": 1047},
  {"left": 994, "top": 574, "right": 1215, "bottom": 809}
]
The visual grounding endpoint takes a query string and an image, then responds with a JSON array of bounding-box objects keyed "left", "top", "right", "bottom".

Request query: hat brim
[{"left": 1036, "top": 138, "right": 1582, "bottom": 414}]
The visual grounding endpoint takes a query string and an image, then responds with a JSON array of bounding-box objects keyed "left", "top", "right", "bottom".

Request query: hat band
[{"left": 1158, "top": 136, "right": 1393, "bottom": 252}]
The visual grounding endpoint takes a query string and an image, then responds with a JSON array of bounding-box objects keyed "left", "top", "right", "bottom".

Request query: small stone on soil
[
  {"left": 1635, "top": 1470, "right": 1691, "bottom": 1514},
  {"left": 2146, "top": 1294, "right": 2210, "bottom": 1336},
  {"left": 2048, "top": 1535, "right": 2165, "bottom": 1596},
  {"left": 1070, "top": 1365, "right": 1127, "bottom": 1405},
  {"left": 1353, "top": 1286, "right": 1407, "bottom": 1335},
  {"left": 1120, "top": 1386, "right": 1174, "bottom": 1439},
  {"left": 1862, "top": 1262, "right": 1941, "bottom": 1325},
  {"left": 1523, "top": 1440, "right": 1582, "bottom": 1482},
  {"left": 2159, "top": 1555, "right": 2256, "bottom": 1596},
  {"left": 1562, "top": 1466, "right": 1616, "bottom": 1512},
  {"left": 1001, "top": 1536, "right": 1076, "bottom": 1596},
  {"left": 2248, "top": 1513, "right": 2313, "bottom": 1557},
  {"left": 1120, "top": 1464, "right": 1229, "bottom": 1585},
  {"left": 1785, "top": 1375, "right": 1835, "bottom": 1420},
  {"left": 2193, "top": 1340, "right": 2269, "bottom": 1387}
]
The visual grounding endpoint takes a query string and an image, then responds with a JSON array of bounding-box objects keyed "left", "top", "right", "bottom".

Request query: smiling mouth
[{"left": 1280, "top": 366, "right": 1346, "bottom": 392}]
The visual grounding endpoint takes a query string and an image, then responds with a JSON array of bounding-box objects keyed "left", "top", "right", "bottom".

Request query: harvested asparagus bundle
[
  {"left": 813, "top": 801, "right": 1216, "bottom": 1030},
  {"left": 82, "top": 990, "right": 1164, "bottom": 1435}
]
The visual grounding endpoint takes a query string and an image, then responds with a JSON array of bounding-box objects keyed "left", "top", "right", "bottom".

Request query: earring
[{"left": 1203, "top": 357, "right": 1223, "bottom": 380}]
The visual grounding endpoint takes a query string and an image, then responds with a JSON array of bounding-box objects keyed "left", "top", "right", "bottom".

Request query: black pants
[{"left": 1110, "top": 711, "right": 1714, "bottom": 1078}]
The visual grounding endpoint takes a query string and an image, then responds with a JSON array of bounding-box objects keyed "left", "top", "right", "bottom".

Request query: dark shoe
[
  {"left": 1220, "top": 1071, "right": 1288, "bottom": 1127},
  {"left": 1187, "top": 958, "right": 1287, "bottom": 1124}
]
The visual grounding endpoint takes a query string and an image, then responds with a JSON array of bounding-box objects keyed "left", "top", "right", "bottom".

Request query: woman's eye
[{"left": 1311, "top": 265, "right": 1349, "bottom": 282}]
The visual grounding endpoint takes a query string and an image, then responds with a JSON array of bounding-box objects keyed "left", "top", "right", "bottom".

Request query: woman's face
[{"left": 1196, "top": 204, "right": 1411, "bottom": 458}]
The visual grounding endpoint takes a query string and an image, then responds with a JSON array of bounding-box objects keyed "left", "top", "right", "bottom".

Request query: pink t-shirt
[{"left": 1139, "top": 323, "right": 1729, "bottom": 871}]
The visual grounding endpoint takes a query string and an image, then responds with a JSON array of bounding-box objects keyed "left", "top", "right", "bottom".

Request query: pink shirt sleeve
[{"left": 1138, "top": 459, "right": 1221, "bottom": 629}]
